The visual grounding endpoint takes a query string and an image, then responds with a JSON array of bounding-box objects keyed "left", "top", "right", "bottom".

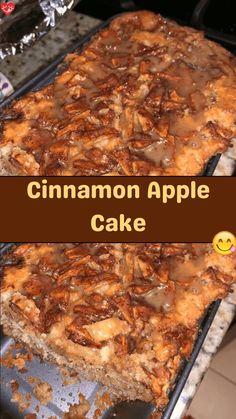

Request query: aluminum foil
[{"left": 0, "top": 0, "right": 80, "bottom": 59}]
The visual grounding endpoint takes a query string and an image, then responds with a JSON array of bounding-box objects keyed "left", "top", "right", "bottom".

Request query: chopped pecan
[
  {"left": 133, "top": 304, "right": 154, "bottom": 321},
  {"left": 96, "top": 74, "right": 120, "bottom": 91},
  {"left": 128, "top": 138, "right": 154, "bottom": 150},
  {"left": 66, "top": 320, "right": 100, "bottom": 348},
  {"left": 44, "top": 306, "right": 63, "bottom": 333},
  {"left": 115, "top": 334, "right": 136, "bottom": 355},
  {"left": 22, "top": 278, "right": 44, "bottom": 297},
  {"left": 111, "top": 54, "right": 128, "bottom": 68},
  {"left": 49, "top": 286, "right": 70, "bottom": 307},
  {"left": 113, "top": 148, "right": 133, "bottom": 175},
  {"left": 55, "top": 257, "right": 95, "bottom": 282},
  {"left": 113, "top": 294, "right": 134, "bottom": 325},
  {"left": 73, "top": 159, "right": 107, "bottom": 175},
  {"left": 10, "top": 295, "right": 42, "bottom": 330},
  {"left": 84, "top": 293, "right": 115, "bottom": 313},
  {"left": 164, "top": 325, "right": 196, "bottom": 357},
  {"left": 64, "top": 246, "right": 88, "bottom": 259},
  {"left": 72, "top": 304, "right": 112, "bottom": 324},
  {"left": 128, "top": 283, "right": 155, "bottom": 295},
  {"left": 23, "top": 274, "right": 52, "bottom": 297}
]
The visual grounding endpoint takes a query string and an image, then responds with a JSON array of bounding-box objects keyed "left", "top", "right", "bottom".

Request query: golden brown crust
[
  {"left": 1, "top": 11, "right": 236, "bottom": 175},
  {"left": 1, "top": 243, "right": 236, "bottom": 411}
]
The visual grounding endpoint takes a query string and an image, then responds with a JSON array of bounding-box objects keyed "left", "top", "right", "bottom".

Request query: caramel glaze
[
  {"left": 1, "top": 11, "right": 236, "bottom": 175},
  {"left": 2, "top": 242, "right": 235, "bottom": 342},
  {"left": 2, "top": 242, "right": 236, "bottom": 409}
]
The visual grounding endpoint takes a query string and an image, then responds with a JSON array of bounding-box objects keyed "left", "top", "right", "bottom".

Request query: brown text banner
[{"left": 0, "top": 177, "right": 235, "bottom": 242}]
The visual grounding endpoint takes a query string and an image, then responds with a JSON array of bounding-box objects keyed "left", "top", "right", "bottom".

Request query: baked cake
[
  {"left": 0, "top": 11, "right": 236, "bottom": 175},
  {"left": 1, "top": 243, "right": 236, "bottom": 412}
]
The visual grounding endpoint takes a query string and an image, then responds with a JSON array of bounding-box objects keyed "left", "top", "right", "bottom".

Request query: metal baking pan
[
  {"left": 0, "top": 14, "right": 220, "bottom": 176},
  {"left": 0, "top": 243, "right": 221, "bottom": 419}
]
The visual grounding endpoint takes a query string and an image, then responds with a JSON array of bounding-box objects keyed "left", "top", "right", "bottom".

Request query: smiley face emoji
[{"left": 212, "top": 231, "right": 236, "bottom": 255}]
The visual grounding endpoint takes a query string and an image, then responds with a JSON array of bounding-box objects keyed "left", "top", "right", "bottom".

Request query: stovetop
[{"left": 75, "top": 0, "right": 236, "bottom": 52}]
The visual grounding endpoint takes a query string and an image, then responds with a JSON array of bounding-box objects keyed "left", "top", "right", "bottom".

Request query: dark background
[{"left": 75, "top": 0, "right": 236, "bottom": 34}]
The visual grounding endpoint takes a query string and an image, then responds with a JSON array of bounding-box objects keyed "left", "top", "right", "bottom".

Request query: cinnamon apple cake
[
  {"left": 0, "top": 11, "right": 236, "bottom": 176},
  {"left": 1, "top": 243, "right": 236, "bottom": 412}
]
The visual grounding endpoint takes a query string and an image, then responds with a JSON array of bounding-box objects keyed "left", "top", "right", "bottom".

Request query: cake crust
[
  {"left": 1, "top": 243, "right": 236, "bottom": 411},
  {"left": 0, "top": 11, "right": 236, "bottom": 175}
]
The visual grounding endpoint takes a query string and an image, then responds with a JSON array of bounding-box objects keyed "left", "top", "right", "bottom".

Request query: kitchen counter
[
  {"left": 0, "top": 10, "right": 235, "bottom": 419},
  {"left": 0, "top": 12, "right": 101, "bottom": 88},
  {"left": 171, "top": 285, "right": 236, "bottom": 419}
]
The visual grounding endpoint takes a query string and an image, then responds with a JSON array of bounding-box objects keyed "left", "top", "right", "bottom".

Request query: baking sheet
[{"left": 0, "top": 243, "right": 221, "bottom": 419}]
